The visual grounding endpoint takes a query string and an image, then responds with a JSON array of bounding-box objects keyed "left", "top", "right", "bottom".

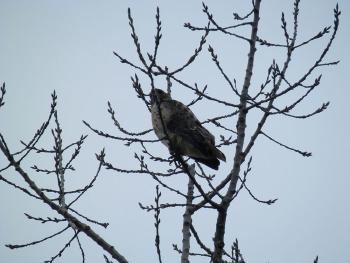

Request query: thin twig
[
  {"left": 6, "top": 226, "right": 70, "bottom": 249},
  {"left": 154, "top": 185, "right": 162, "bottom": 263}
]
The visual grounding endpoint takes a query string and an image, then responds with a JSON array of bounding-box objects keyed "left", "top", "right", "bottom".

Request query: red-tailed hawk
[{"left": 150, "top": 89, "right": 226, "bottom": 170}]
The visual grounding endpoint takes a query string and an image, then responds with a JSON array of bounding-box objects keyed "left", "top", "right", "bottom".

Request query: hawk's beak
[{"left": 149, "top": 89, "right": 156, "bottom": 105}]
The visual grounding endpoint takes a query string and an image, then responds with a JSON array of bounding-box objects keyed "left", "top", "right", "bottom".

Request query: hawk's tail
[
  {"left": 214, "top": 148, "right": 226, "bottom": 162},
  {"left": 192, "top": 147, "right": 226, "bottom": 170}
]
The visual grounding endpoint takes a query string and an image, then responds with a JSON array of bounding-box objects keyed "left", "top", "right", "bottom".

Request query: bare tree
[{"left": 0, "top": 1, "right": 340, "bottom": 262}]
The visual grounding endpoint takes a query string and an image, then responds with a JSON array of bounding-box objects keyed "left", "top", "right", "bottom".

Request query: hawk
[{"left": 150, "top": 89, "right": 226, "bottom": 170}]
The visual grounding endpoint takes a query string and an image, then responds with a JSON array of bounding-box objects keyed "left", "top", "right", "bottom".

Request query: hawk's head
[{"left": 150, "top": 89, "right": 171, "bottom": 105}]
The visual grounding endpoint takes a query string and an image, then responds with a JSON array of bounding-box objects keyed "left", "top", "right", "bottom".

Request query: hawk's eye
[{"left": 150, "top": 91, "right": 156, "bottom": 104}]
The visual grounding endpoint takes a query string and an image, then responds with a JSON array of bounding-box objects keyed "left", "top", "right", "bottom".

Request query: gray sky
[{"left": 0, "top": 1, "right": 349, "bottom": 262}]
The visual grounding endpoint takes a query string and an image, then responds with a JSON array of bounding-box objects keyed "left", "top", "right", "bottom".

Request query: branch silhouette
[{"left": 0, "top": 1, "right": 341, "bottom": 262}]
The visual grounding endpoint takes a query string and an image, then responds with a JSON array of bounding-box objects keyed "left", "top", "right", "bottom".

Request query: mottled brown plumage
[{"left": 150, "top": 89, "right": 226, "bottom": 170}]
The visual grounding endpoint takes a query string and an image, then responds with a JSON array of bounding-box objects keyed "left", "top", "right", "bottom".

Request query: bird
[{"left": 150, "top": 88, "right": 226, "bottom": 170}]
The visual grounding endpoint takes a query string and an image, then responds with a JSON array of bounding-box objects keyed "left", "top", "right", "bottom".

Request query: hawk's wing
[{"left": 164, "top": 100, "right": 223, "bottom": 162}]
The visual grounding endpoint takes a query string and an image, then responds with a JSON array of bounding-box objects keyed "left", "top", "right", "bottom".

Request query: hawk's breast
[{"left": 151, "top": 102, "right": 173, "bottom": 147}]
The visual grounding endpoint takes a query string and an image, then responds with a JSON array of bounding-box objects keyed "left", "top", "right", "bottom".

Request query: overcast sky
[{"left": 0, "top": 1, "right": 349, "bottom": 262}]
